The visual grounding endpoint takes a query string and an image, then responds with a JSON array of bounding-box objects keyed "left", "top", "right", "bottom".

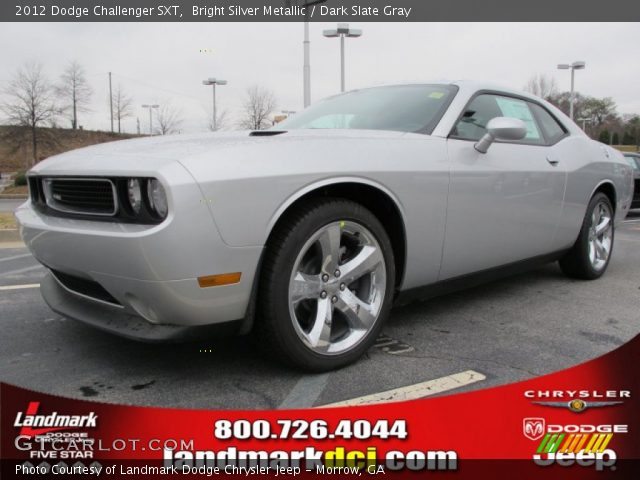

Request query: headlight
[
  {"left": 147, "top": 179, "right": 168, "bottom": 219},
  {"left": 127, "top": 179, "right": 142, "bottom": 214}
]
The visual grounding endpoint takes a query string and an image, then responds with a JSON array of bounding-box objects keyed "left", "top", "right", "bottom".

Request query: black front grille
[
  {"left": 51, "top": 269, "right": 121, "bottom": 305},
  {"left": 634, "top": 179, "right": 640, "bottom": 202},
  {"left": 45, "top": 178, "right": 116, "bottom": 215},
  {"left": 29, "top": 176, "right": 164, "bottom": 225}
]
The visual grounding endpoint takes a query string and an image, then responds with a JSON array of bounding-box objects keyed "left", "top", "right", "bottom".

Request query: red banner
[{"left": 2, "top": 335, "right": 638, "bottom": 479}]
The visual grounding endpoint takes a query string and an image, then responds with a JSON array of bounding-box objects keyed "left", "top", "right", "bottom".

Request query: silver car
[
  {"left": 623, "top": 152, "right": 640, "bottom": 209},
  {"left": 15, "top": 81, "right": 634, "bottom": 371}
]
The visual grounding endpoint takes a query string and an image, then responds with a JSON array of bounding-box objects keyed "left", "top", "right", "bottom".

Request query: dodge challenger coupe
[{"left": 15, "top": 81, "right": 634, "bottom": 371}]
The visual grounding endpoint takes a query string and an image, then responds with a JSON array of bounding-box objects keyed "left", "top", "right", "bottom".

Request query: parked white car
[{"left": 15, "top": 81, "right": 634, "bottom": 370}]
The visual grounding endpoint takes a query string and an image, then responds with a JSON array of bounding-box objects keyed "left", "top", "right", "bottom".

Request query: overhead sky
[{"left": 0, "top": 22, "right": 637, "bottom": 133}]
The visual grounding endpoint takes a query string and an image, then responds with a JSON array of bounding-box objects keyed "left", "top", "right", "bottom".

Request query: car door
[{"left": 439, "top": 93, "right": 567, "bottom": 280}]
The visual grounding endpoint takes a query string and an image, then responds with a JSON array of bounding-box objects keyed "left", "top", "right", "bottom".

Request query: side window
[
  {"left": 624, "top": 156, "right": 639, "bottom": 171},
  {"left": 452, "top": 94, "right": 544, "bottom": 144},
  {"left": 530, "top": 103, "right": 567, "bottom": 144}
]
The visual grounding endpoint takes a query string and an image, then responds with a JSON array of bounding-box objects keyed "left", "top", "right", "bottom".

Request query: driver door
[{"left": 439, "top": 93, "right": 567, "bottom": 280}]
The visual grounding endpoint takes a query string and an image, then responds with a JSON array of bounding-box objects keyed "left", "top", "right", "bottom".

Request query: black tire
[
  {"left": 559, "top": 192, "right": 615, "bottom": 280},
  {"left": 256, "top": 198, "right": 395, "bottom": 371}
]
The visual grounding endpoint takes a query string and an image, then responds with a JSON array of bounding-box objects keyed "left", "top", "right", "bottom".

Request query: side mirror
[{"left": 474, "top": 117, "right": 528, "bottom": 153}]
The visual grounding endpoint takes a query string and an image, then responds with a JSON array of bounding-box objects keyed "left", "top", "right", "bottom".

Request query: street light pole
[
  {"left": 141, "top": 104, "right": 159, "bottom": 135},
  {"left": 323, "top": 23, "right": 363, "bottom": 93},
  {"left": 557, "top": 61, "right": 586, "bottom": 120},
  {"left": 303, "top": 20, "right": 310, "bottom": 107},
  {"left": 108, "top": 72, "right": 114, "bottom": 133},
  {"left": 340, "top": 34, "right": 345, "bottom": 92},
  {"left": 202, "top": 78, "right": 227, "bottom": 131}
]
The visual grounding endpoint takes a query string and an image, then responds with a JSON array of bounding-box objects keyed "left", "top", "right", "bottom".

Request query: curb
[
  {"left": 0, "top": 229, "right": 21, "bottom": 242},
  {"left": 0, "top": 195, "right": 28, "bottom": 200}
]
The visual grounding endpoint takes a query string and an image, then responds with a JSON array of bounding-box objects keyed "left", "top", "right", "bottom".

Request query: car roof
[{"left": 448, "top": 80, "right": 548, "bottom": 103}]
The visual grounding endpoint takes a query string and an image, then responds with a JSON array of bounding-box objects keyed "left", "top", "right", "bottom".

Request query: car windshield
[
  {"left": 275, "top": 84, "right": 457, "bottom": 134},
  {"left": 624, "top": 155, "right": 639, "bottom": 170}
]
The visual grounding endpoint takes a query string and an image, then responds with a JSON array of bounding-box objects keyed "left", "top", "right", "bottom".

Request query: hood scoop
[{"left": 249, "top": 130, "right": 287, "bottom": 137}]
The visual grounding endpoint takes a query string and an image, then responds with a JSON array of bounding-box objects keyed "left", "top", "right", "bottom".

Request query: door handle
[{"left": 546, "top": 155, "right": 560, "bottom": 166}]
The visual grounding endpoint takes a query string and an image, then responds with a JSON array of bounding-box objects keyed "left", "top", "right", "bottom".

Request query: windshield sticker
[{"left": 495, "top": 97, "right": 541, "bottom": 140}]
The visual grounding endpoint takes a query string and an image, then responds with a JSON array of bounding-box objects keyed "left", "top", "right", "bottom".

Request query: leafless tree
[
  {"left": 0, "top": 62, "right": 58, "bottom": 166},
  {"left": 111, "top": 84, "right": 133, "bottom": 133},
  {"left": 56, "top": 61, "right": 93, "bottom": 130},
  {"left": 207, "top": 108, "right": 229, "bottom": 132},
  {"left": 238, "top": 85, "right": 276, "bottom": 130},
  {"left": 154, "top": 102, "right": 184, "bottom": 135},
  {"left": 524, "top": 74, "right": 558, "bottom": 100}
]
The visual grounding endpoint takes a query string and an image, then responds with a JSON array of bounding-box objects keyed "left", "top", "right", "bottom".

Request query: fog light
[
  {"left": 147, "top": 179, "right": 168, "bottom": 219},
  {"left": 127, "top": 179, "right": 142, "bottom": 214}
]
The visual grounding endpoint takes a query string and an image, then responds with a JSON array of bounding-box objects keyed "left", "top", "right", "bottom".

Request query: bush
[{"left": 14, "top": 172, "right": 27, "bottom": 186}]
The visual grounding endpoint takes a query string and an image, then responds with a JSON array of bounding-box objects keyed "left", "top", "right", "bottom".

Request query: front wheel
[
  {"left": 559, "top": 192, "right": 615, "bottom": 279},
  {"left": 257, "top": 199, "right": 395, "bottom": 371}
]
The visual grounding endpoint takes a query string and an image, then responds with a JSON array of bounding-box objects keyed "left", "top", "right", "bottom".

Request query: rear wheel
[
  {"left": 559, "top": 192, "right": 614, "bottom": 279},
  {"left": 257, "top": 199, "right": 395, "bottom": 371}
]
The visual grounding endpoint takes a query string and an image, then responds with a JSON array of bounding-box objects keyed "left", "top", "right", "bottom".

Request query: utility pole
[
  {"left": 108, "top": 72, "right": 114, "bottom": 132},
  {"left": 142, "top": 105, "right": 159, "bottom": 135},
  {"left": 303, "top": 20, "right": 310, "bottom": 107},
  {"left": 290, "top": 0, "right": 328, "bottom": 107}
]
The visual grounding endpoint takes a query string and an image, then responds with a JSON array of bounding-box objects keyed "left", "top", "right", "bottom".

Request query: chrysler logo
[{"left": 523, "top": 417, "right": 545, "bottom": 441}]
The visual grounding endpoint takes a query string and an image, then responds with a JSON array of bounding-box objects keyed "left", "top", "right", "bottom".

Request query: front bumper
[
  {"left": 41, "top": 272, "right": 242, "bottom": 341},
  {"left": 15, "top": 163, "right": 263, "bottom": 337}
]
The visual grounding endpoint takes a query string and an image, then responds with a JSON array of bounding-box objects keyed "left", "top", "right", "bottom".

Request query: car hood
[{"left": 30, "top": 129, "right": 408, "bottom": 176}]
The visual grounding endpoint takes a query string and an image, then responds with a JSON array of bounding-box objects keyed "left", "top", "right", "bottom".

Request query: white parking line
[
  {"left": 278, "top": 373, "right": 331, "bottom": 409},
  {"left": 0, "top": 265, "right": 43, "bottom": 276},
  {"left": 0, "top": 284, "right": 40, "bottom": 291},
  {"left": 319, "top": 370, "right": 486, "bottom": 408},
  {"left": 0, "top": 253, "right": 32, "bottom": 263}
]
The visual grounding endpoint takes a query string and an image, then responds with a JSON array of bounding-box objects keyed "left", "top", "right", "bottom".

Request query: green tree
[
  {"left": 623, "top": 115, "right": 640, "bottom": 147},
  {"left": 547, "top": 91, "right": 588, "bottom": 119},
  {"left": 598, "top": 129, "right": 610, "bottom": 144},
  {"left": 581, "top": 97, "right": 618, "bottom": 129}
]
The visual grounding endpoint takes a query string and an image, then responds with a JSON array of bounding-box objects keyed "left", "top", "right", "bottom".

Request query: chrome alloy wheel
[
  {"left": 588, "top": 200, "right": 613, "bottom": 271},
  {"left": 288, "top": 221, "right": 386, "bottom": 355}
]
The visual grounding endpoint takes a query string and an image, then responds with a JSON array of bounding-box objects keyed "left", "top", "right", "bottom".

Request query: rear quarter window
[{"left": 530, "top": 103, "right": 568, "bottom": 144}]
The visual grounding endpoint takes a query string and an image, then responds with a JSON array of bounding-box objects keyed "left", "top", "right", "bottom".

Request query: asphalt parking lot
[{"left": 1, "top": 204, "right": 639, "bottom": 410}]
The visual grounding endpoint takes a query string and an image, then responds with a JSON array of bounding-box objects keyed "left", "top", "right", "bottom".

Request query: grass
[
  {"left": 0, "top": 212, "right": 17, "bottom": 230},
  {"left": 613, "top": 145, "right": 640, "bottom": 153}
]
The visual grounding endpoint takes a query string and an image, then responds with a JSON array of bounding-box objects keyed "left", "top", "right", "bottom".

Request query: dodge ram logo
[{"left": 523, "top": 418, "right": 545, "bottom": 441}]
